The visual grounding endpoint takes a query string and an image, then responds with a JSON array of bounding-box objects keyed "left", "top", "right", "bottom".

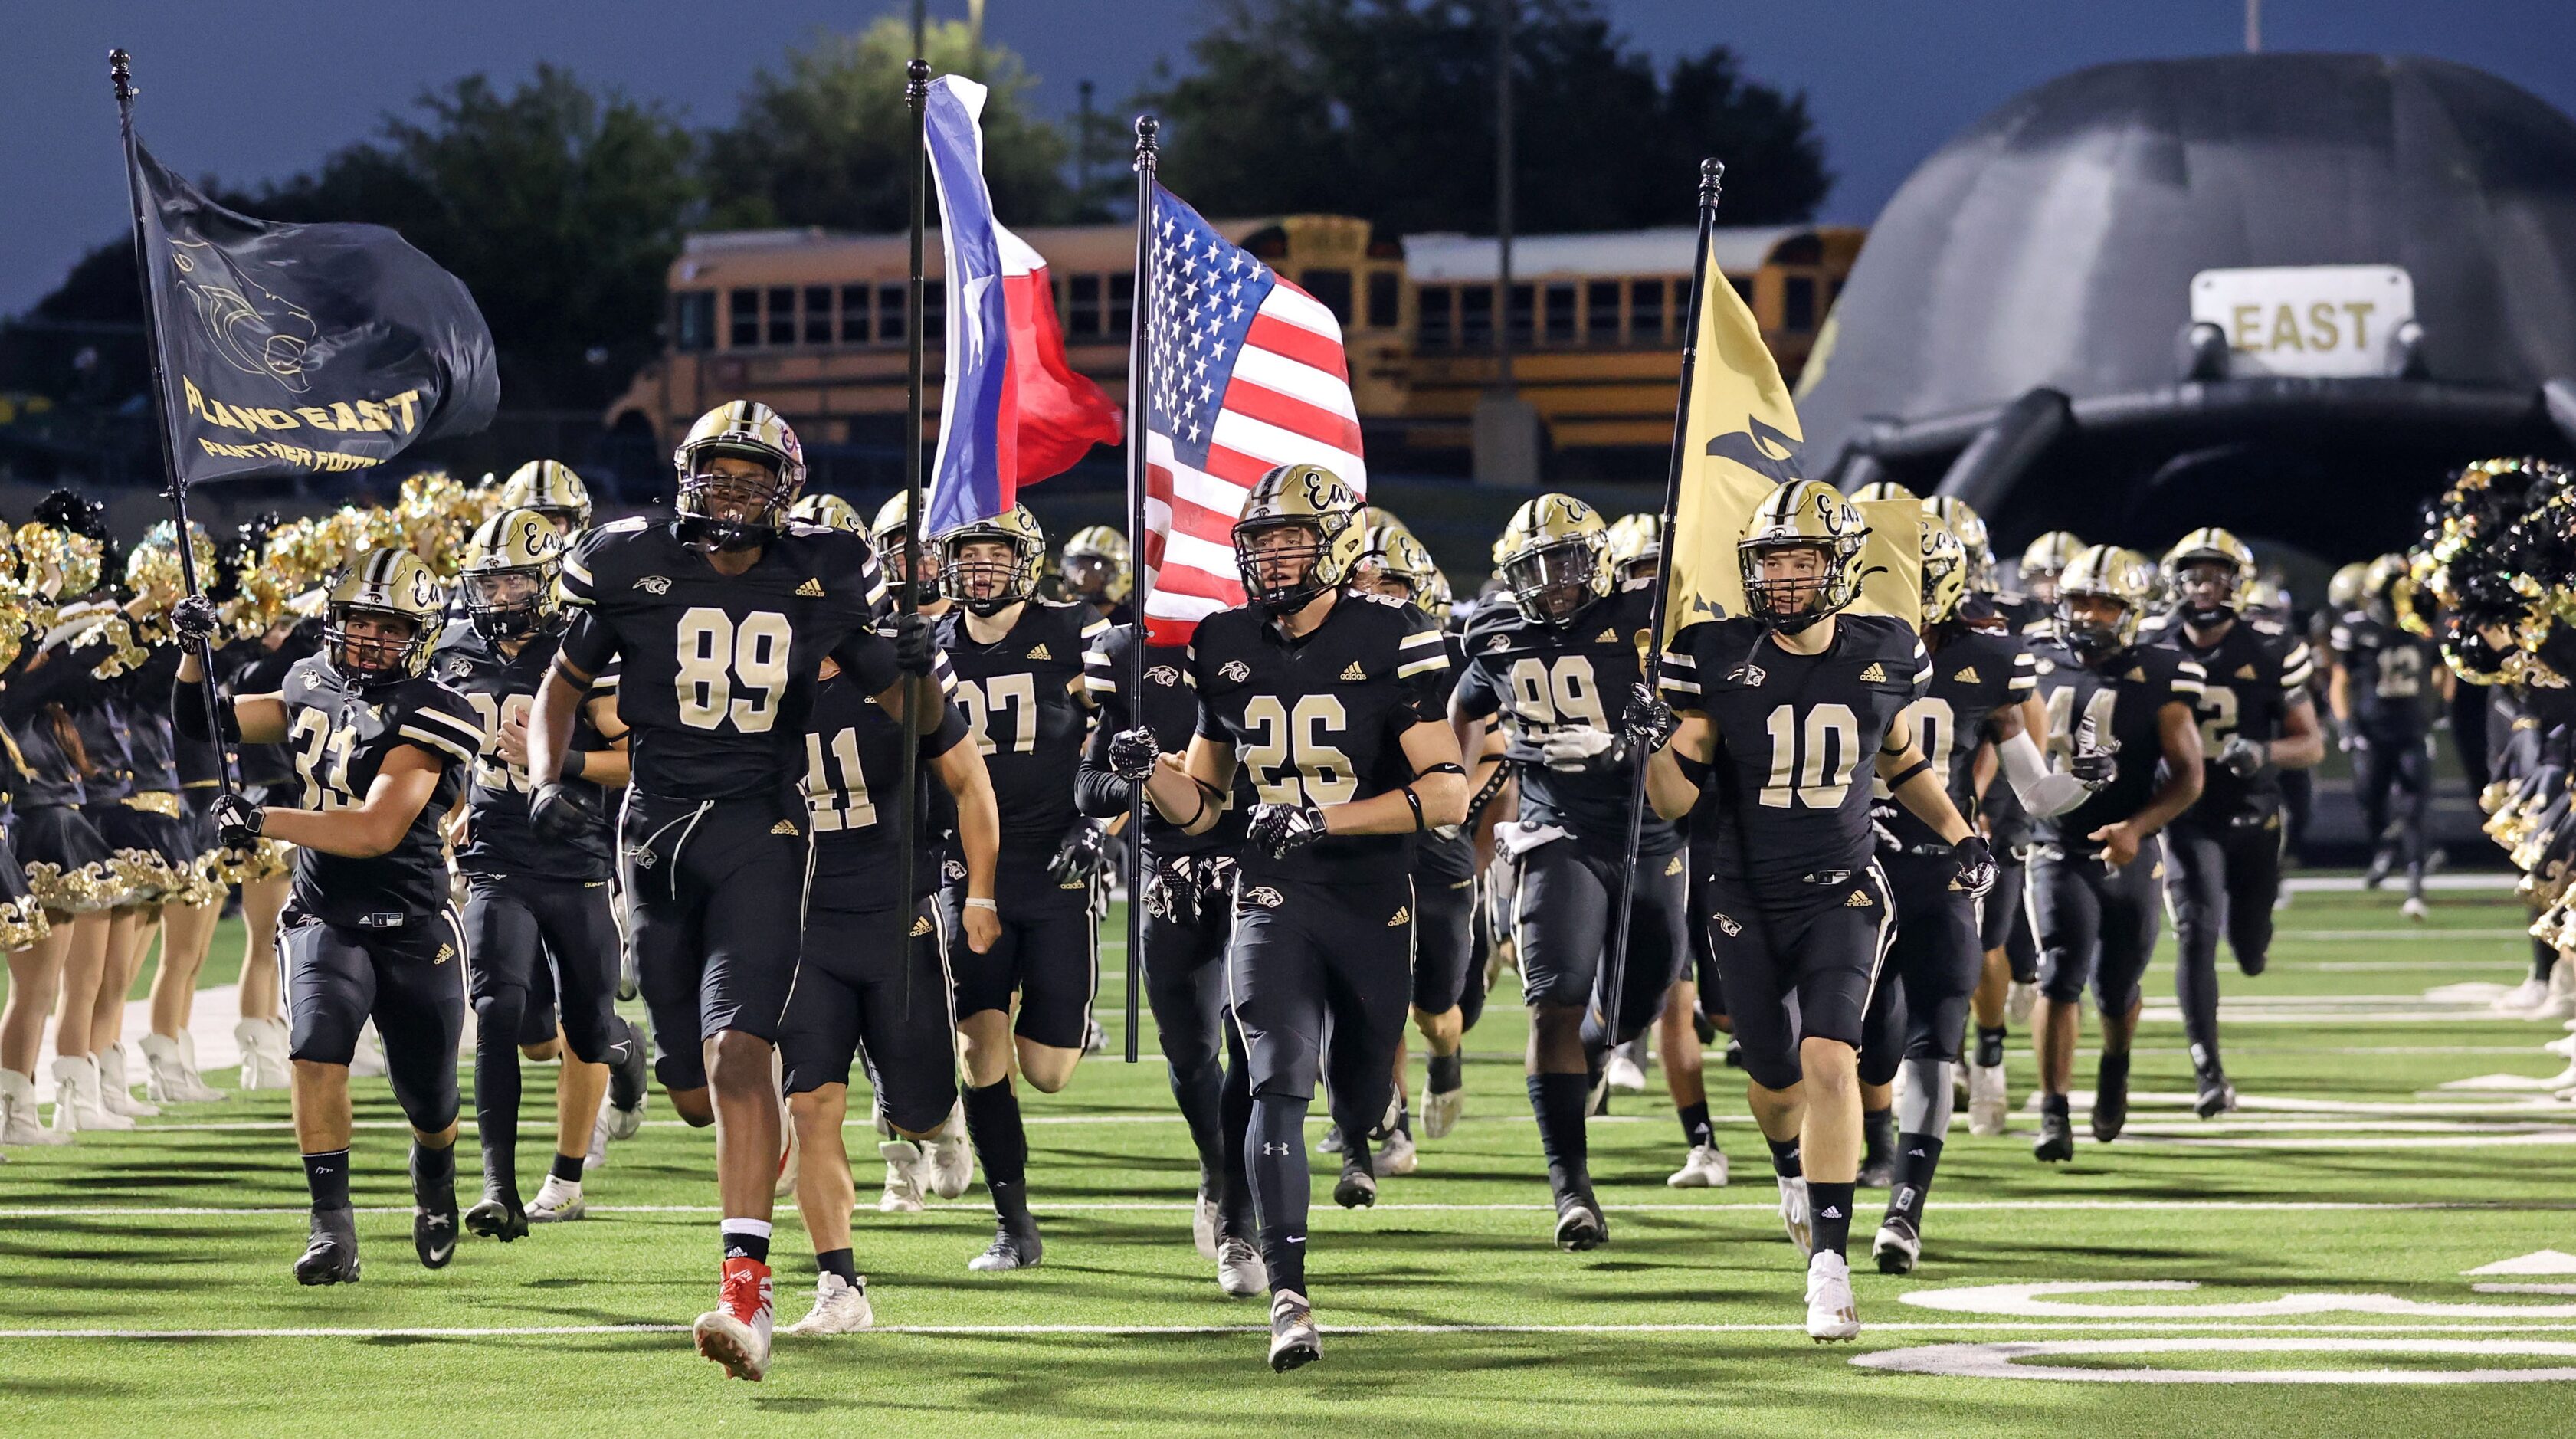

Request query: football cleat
[
  {"left": 1421, "top": 1083, "right": 1463, "bottom": 1140},
  {"left": 877, "top": 1139, "right": 925, "bottom": 1214},
  {"left": 2361, "top": 847, "right": 2394, "bottom": 890},
  {"left": 1377, "top": 1124, "right": 1418, "bottom": 1177},
  {"left": 922, "top": 1101, "right": 975, "bottom": 1199},
  {"left": 1268, "top": 1290, "right": 1322, "bottom": 1372},
  {"left": 603, "top": 1025, "right": 649, "bottom": 1140},
  {"left": 694, "top": 1257, "right": 775, "bottom": 1381},
  {"left": 1873, "top": 1214, "right": 1922, "bottom": 1276},
  {"left": 1667, "top": 1143, "right": 1729, "bottom": 1188},
  {"left": 2093, "top": 1067, "right": 2132, "bottom": 1143},
  {"left": 780, "top": 1272, "right": 873, "bottom": 1336},
  {"left": 1776, "top": 1175, "right": 1813, "bottom": 1257},
  {"left": 1967, "top": 1062, "right": 2010, "bottom": 1136},
  {"left": 2034, "top": 1108, "right": 2076, "bottom": 1163},
  {"left": 1857, "top": 1152, "right": 1896, "bottom": 1189},
  {"left": 1217, "top": 1236, "right": 1268, "bottom": 1298},
  {"left": 2194, "top": 1071, "right": 2238, "bottom": 1119},
  {"left": 1085, "top": 1016, "right": 1109, "bottom": 1054},
  {"left": 2006, "top": 982, "right": 2037, "bottom": 1026},
  {"left": 1316, "top": 1125, "right": 1346, "bottom": 1155},
  {"left": 526, "top": 1175, "right": 586, "bottom": 1223},
  {"left": 2401, "top": 896, "right": 2430, "bottom": 923},
  {"left": 1193, "top": 1189, "right": 1221, "bottom": 1260},
  {"left": 294, "top": 1208, "right": 362, "bottom": 1286},
  {"left": 464, "top": 1187, "right": 529, "bottom": 1243},
  {"left": 1333, "top": 1149, "right": 1378, "bottom": 1210},
  {"left": 415, "top": 1184, "right": 459, "bottom": 1270},
  {"left": 2236, "top": 947, "right": 2270, "bottom": 978},
  {"left": 1804, "top": 1251, "right": 1861, "bottom": 1342},
  {"left": 967, "top": 1220, "right": 1044, "bottom": 1272},
  {"left": 1603, "top": 1041, "right": 1648, "bottom": 1093},
  {"left": 1553, "top": 1192, "right": 1608, "bottom": 1252}
]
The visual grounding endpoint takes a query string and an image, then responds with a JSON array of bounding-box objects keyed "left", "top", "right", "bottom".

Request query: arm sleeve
[
  {"left": 1998, "top": 727, "right": 2090, "bottom": 818},
  {"left": 557, "top": 608, "right": 619, "bottom": 678},
  {"left": 921, "top": 700, "right": 969, "bottom": 757},
  {"left": 170, "top": 672, "right": 241, "bottom": 743}
]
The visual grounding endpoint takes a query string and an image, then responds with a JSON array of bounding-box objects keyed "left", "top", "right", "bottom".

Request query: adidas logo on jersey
[
  {"left": 1027, "top": 643, "right": 1051, "bottom": 660},
  {"left": 1341, "top": 661, "right": 1367, "bottom": 681},
  {"left": 633, "top": 575, "right": 672, "bottom": 595},
  {"left": 910, "top": 915, "right": 932, "bottom": 937},
  {"left": 1845, "top": 888, "right": 1875, "bottom": 908},
  {"left": 1665, "top": 853, "right": 1685, "bottom": 877},
  {"left": 795, "top": 578, "right": 825, "bottom": 597},
  {"left": 1596, "top": 628, "right": 1620, "bottom": 644},
  {"left": 2237, "top": 663, "right": 2258, "bottom": 680},
  {"left": 1387, "top": 906, "right": 1410, "bottom": 926},
  {"left": 1857, "top": 661, "right": 1887, "bottom": 683},
  {"left": 770, "top": 819, "right": 800, "bottom": 835},
  {"left": 433, "top": 943, "right": 454, "bottom": 965},
  {"left": 1245, "top": 886, "right": 1285, "bottom": 909},
  {"left": 1954, "top": 665, "right": 1980, "bottom": 684},
  {"left": 2125, "top": 665, "right": 2147, "bottom": 682}
]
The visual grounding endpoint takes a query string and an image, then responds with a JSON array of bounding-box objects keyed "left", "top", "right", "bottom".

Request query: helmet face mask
[
  {"left": 1919, "top": 517, "right": 1968, "bottom": 624},
  {"left": 1233, "top": 463, "right": 1360, "bottom": 616},
  {"left": 1745, "top": 542, "right": 1837, "bottom": 629},
  {"left": 1237, "top": 520, "right": 1332, "bottom": 613},
  {"left": 936, "top": 505, "right": 1045, "bottom": 616},
  {"left": 1503, "top": 541, "right": 1601, "bottom": 624},
  {"left": 463, "top": 569, "right": 548, "bottom": 638},
  {"left": 461, "top": 508, "right": 563, "bottom": 641},
  {"left": 673, "top": 403, "right": 805, "bottom": 553},
  {"left": 1061, "top": 525, "right": 1133, "bottom": 603},
  {"left": 2054, "top": 545, "right": 2154, "bottom": 664},
  {"left": 321, "top": 548, "right": 444, "bottom": 686},
  {"left": 2172, "top": 559, "right": 2240, "bottom": 626},
  {"left": 329, "top": 608, "right": 426, "bottom": 682},
  {"left": 1737, "top": 480, "right": 1866, "bottom": 634}
]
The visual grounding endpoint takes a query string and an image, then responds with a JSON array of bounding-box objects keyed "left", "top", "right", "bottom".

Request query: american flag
[{"left": 1139, "top": 182, "right": 1365, "bottom": 644}]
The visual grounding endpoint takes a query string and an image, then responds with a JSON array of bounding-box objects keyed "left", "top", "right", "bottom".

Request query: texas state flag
[{"left": 923, "top": 74, "right": 1122, "bottom": 534}]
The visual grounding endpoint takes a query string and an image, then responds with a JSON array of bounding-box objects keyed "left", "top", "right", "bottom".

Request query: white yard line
[
  {"left": 5, "top": 1319, "right": 2575, "bottom": 1342},
  {"left": 8, "top": 1199, "right": 2571, "bottom": 1219}
]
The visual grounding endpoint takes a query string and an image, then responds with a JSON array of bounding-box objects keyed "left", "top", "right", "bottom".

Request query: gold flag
[
  {"left": 1666, "top": 234, "right": 1807, "bottom": 641},
  {"left": 1853, "top": 498, "right": 1923, "bottom": 628}
]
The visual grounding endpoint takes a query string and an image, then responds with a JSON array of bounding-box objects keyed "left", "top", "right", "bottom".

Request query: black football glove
[
  {"left": 1622, "top": 682, "right": 1679, "bottom": 756},
  {"left": 169, "top": 595, "right": 220, "bottom": 645},
  {"left": 209, "top": 792, "right": 264, "bottom": 850},
  {"left": 893, "top": 611, "right": 938, "bottom": 677},
  {"left": 2069, "top": 746, "right": 2117, "bottom": 792},
  {"left": 1246, "top": 801, "right": 1329, "bottom": 859},
  {"left": 1106, "top": 726, "right": 1160, "bottom": 782},
  {"left": 2217, "top": 733, "right": 2266, "bottom": 779},
  {"left": 527, "top": 780, "right": 601, "bottom": 842},
  {"left": 1949, "top": 834, "right": 1998, "bottom": 898},
  {"left": 1048, "top": 822, "right": 1109, "bottom": 886}
]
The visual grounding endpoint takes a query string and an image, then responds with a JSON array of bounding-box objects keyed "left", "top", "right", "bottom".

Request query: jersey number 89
[{"left": 676, "top": 608, "right": 791, "bottom": 733}]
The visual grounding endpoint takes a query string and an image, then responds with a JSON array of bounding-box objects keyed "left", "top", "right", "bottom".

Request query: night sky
[{"left": 5, "top": 1, "right": 2574, "bottom": 316}]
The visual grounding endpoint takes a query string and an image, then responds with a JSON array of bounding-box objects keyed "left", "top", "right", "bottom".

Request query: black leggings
[
  {"left": 2161, "top": 817, "right": 2283, "bottom": 1074},
  {"left": 2354, "top": 728, "right": 2433, "bottom": 869}
]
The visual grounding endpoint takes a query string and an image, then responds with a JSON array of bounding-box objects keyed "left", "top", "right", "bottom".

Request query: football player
[
  {"left": 497, "top": 458, "right": 593, "bottom": 540},
  {"left": 2011, "top": 531, "right": 2086, "bottom": 637},
  {"left": 171, "top": 549, "right": 488, "bottom": 1285},
  {"left": 2152, "top": 529, "right": 2324, "bottom": 1115},
  {"left": 2331, "top": 555, "right": 2450, "bottom": 917},
  {"left": 1126, "top": 464, "right": 1467, "bottom": 1371},
  {"left": 1453, "top": 494, "right": 1688, "bottom": 1249},
  {"left": 1607, "top": 513, "right": 1662, "bottom": 588},
  {"left": 1637, "top": 480, "right": 1994, "bottom": 1342},
  {"left": 2025, "top": 546, "right": 2206, "bottom": 1162},
  {"left": 526, "top": 401, "right": 937, "bottom": 1382},
  {"left": 1080, "top": 613, "right": 1263, "bottom": 1295},
  {"left": 778, "top": 497, "right": 1000, "bottom": 1333},
  {"left": 1060, "top": 524, "right": 1135, "bottom": 625},
  {"left": 931, "top": 503, "right": 1109, "bottom": 1273},
  {"left": 434, "top": 509, "right": 641, "bottom": 1237}
]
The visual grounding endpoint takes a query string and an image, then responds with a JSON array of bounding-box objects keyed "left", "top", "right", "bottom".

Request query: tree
[
  {"left": 1144, "top": 0, "right": 1830, "bottom": 234},
  {"left": 705, "top": 18, "right": 1073, "bottom": 233}
]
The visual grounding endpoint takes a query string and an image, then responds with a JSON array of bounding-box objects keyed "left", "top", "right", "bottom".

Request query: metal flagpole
[
  {"left": 1119, "top": 116, "right": 1159, "bottom": 1064},
  {"left": 1599, "top": 159, "right": 1723, "bottom": 1061},
  {"left": 109, "top": 48, "right": 236, "bottom": 800},
  {"left": 895, "top": 57, "right": 931, "bottom": 1013}
]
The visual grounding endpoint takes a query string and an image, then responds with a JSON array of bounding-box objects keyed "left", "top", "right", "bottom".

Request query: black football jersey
[
  {"left": 277, "top": 656, "right": 483, "bottom": 926},
  {"left": 2153, "top": 615, "right": 2312, "bottom": 817},
  {"left": 1661, "top": 612, "right": 1930, "bottom": 887},
  {"left": 559, "top": 518, "right": 899, "bottom": 801},
  {"left": 1872, "top": 624, "right": 2035, "bottom": 850},
  {"left": 2330, "top": 612, "right": 2439, "bottom": 736},
  {"left": 1453, "top": 586, "right": 1680, "bottom": 854},
  {"left": 433, "top": 621, "right": 621, "bottom": 881},
  {"left": 2027, "top": 640, "right": 2206, "bottom": 853},
  {"left": 1190, "top": 590, "right": 1452, "bottom": 884},
  {"left": 936, "top": 598, "right": 1103, "bottom": 851},
  {"left": 803, "top": 667, "right": 968, "bottom": 911},
  {"left": 1082, "top": 624, "right": 1249, "bottom": 857}
]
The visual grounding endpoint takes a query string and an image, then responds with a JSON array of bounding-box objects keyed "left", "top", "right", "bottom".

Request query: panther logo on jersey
[
  {"left": 1220, "top": 660, "right": 1251, "bottom": 684},
  {"left": 1709, "top": 910, "right": 1743, "bottom": 938},
  {"left": 943, "top": 858, "right": 968, "bottom": 882},
  {"left": 446, "top": 658, "right": 475, "bottom": 682},
  {"left": 633, "top": 575, "right": 673, "bottom": 595},
  {"left": 1244, "top": 886, "right": 1285, "bottom": 909},
  {"left": 1148, "top": 664, "right": 1181, "bottom": 687}
]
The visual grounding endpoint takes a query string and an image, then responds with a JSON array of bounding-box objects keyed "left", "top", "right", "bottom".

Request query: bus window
[
  {"left": 766, "top": 287, "right": 795, "bottom": 346},
  {"left": 1109, "top": 274, "right": 1133, "bottom": 337},
  {"left": 676, "top": 292, "right": 716, "bottom": 353},
  {"left": 1067, "top": 274, "right": 1102, "bottom": 338},
  {"left": 1367, "top": 271, "right": 1400, "bottom": 331},
  {"left": 841, "top": 285, "right": 870, "bottom": 343},
  {"left": 1544, "top": 283, "right": 1576, "bottom": 345},
  {"left": 1460, "top": 285, "right": 1494, "bottom": 347},
  {"left": 729, "top": 288, "right": 759, "bottom": 349},
  {"left": 1299, "top": 269, "right": 1354, "bottom": 326},
  {"left": 1417, "top": 287, "right": 1453, "bottom": 349},
  {"left": 804, "top": 286, "right": 833, "bottom": 346},
  {"left": 877, "top": 284, "right": 906, "bottom": 343},
  {"left": 1630, "top": 279, "right": 1663, "bottom": 342},
  {"left": 1585, "top": 281, "right": 1620, "bottom": 346},
  {"left": 1505, "top": 284, "right": 1535, "bottom": 346},
  {"left": 1785, "top": 275, "right": 1817, "bottom": 333}
]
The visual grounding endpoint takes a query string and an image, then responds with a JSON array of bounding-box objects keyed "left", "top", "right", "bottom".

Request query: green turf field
[{"left": 5, "top": 883, "right": 2573, "bottom": 1437}]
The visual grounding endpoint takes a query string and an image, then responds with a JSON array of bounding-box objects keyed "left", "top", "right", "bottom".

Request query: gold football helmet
[
  {"left": 673, "top": 402, "right": 805, "bottom": 552},
  {"left": 1739, "top": 479, "right": 1868, "bottom": 632},
  {"left": 1919, "top": 516, "right": 1968, "bottom": 625},
  {"left": 937, "top": 504, "right": 1047, "bottom": 615},
  {"left": 323, "top": 547, "right": 446, "bottom": 683},
  {"left": 787, "top": 493, "right": 865, "bottom": 534},
  {"left": 2161, "top": 526, "right": 2257, "bottom": 623},
  {"left": 2056, "top": 544, "right": 2156, "bottom": 662},
  {"left": 1354, "top": 524, "right": 1443, "bottom": 613},
  {"left": 1606, "top": 512, "right": 1661, "bottom": 583},
  {"left": 1062, "top": 523, "right": 1134, "bottom": 604},
  {"left": 2019, "top": 530, "right": 2086, "bottom": 601},
  {"left": 870, "top": 490, "right": 939, "bottom": 603},
  {"left": 497, "top": 460, "right": 593, "bottom": 534},
  {"left": 1924, "top": 497, "right": 1994, "bottom": 592},
  {"left": 459, "top": 507, "right": 565, "bottom": 640},
  {"left": 2362, "top": 552, "right": 2415, "bottom": 627},
  {"left": 2327, "top": 560, "right": 2370, "bottom": 613},
  {"left": 1496, "top": 493, "right": 1613, "bottom": 624},
  {"left": 1849, "top": 480, "right": 1918, "bottom": 504},
  {"left": 1234, "top": 463, "right": 1362, "bottom": 614}
]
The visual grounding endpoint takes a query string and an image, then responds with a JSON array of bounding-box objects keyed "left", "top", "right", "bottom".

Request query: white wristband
[{"left": 964, "top": 897, "right": 998, "bottom": 912}]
